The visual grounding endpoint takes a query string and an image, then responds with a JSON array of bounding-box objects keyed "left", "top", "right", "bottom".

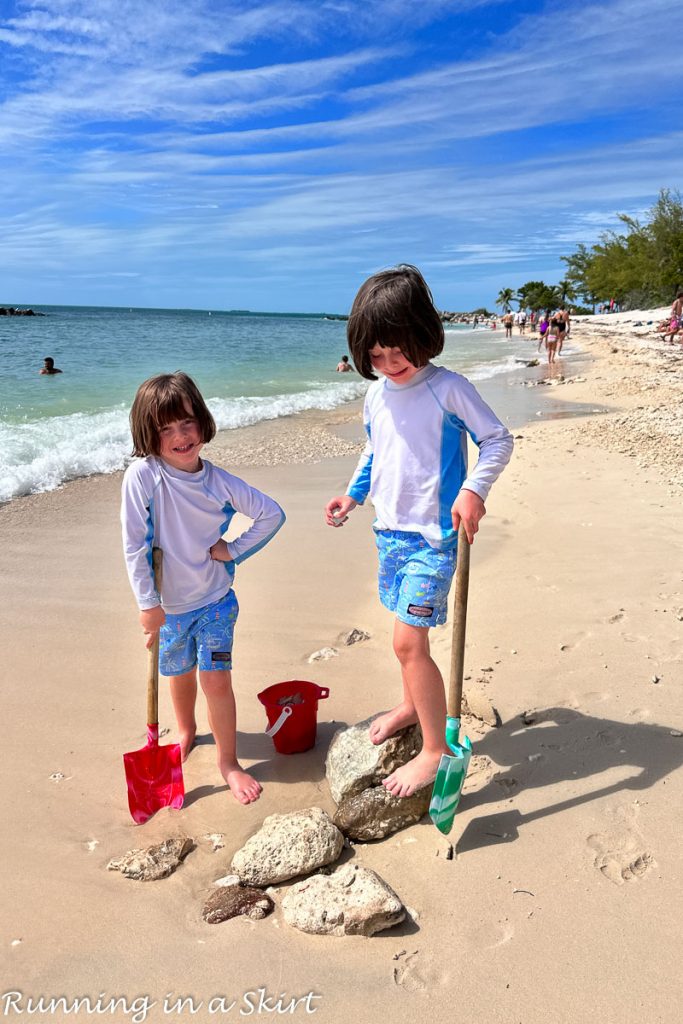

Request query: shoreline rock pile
[{"left": 0, "top": 307, "right": 45, "bottom": 316}]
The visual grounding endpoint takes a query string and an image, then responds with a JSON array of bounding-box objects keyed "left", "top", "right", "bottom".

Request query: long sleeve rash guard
[
  {"left": 346, "top": 363, "right": 513, "bottom": 550},
  {"left": 121, "top": 456, "right": 285, "bottom": 614}
]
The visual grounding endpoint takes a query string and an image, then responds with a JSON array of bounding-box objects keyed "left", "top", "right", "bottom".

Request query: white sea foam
[
  {"left": 1, "top": 380, "right": 367, "bottom": 502},
  {"left": 208, "top": 380, "right": 367, "bottom": 430},
  {"left": 467, "top": 354, "right": 523, "bottom": 381},
  {"left": 0, "top": 407, "right": 131, "bottom": 503}
]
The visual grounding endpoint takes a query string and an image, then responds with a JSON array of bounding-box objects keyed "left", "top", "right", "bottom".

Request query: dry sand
[{"left": 1, "top": 314, "right": 682, "bottom": 1023}]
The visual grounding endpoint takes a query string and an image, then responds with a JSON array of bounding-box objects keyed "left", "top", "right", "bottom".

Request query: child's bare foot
[
  {"left": 179, "top": 727, "right": 196, "bottom": 762},
  {"left": 382, "top": 750, "right": 445, "bottom": 798},
  {"left": 368, "top": 703, "right": 418, "bottom": 745},
  {"left": 222, "top": 763, "right": 262, "bottom": 805}
]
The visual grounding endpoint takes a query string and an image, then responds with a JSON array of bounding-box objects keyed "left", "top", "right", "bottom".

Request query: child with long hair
[
  {"left": 325, "top": 266, "right": 513, "bottom": 797},
  {"left": 122, "top": 372, "right": 285, "bottom": 804}
]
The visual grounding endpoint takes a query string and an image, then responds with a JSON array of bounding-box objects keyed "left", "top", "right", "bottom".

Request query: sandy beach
[{"left": 2, "top": 313, "right": 682, "bottom": 1023}]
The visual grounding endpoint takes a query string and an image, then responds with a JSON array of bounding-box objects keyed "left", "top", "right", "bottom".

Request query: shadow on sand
[{"left": 455, "top": 705, "right": 682, "bottom": 854}]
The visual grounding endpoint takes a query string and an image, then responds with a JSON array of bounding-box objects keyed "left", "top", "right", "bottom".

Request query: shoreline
[
  {"left": 2, "top": 336, "right": 594, "bottom": 512},
  {"left": 2, "top": 313, "right": 682, "bottom": 1022}
]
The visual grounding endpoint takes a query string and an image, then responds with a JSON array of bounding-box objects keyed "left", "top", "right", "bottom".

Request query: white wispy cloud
[{"left": 0, "top": 0, "right": 679, "bottom": 308}]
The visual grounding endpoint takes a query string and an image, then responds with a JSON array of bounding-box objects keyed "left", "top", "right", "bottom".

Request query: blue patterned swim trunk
[
  {"left": 375, "top": 529, "right": 456, "bottom": 627},
  {"left": 159, "top": 589, "right": 239, "bottom": 676}
]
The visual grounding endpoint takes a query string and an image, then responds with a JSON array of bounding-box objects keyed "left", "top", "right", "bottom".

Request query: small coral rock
[
  {"left": 231, "top": 807, "right": 344, "bottom": 885},
  {"left": 107, "top": 836, "right": 193, "bottom": 881},
  {"left": 202, "top": 885, "right": 274, "bottom": 924},
  {"left": 282, "top": 864, "right": 405, "bottom": 936}
]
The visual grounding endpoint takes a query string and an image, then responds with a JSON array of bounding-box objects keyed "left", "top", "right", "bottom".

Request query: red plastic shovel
[{"left": 123, "top": 549, "right": 184, "bottom": 823}]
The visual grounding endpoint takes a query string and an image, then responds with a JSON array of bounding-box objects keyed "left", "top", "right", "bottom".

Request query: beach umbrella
[
  {"left": 123, "top": 549, "right": 184, "bottom": 823},
  {"left": 429, "top": 524, "right": 472, "bottom": 834}
]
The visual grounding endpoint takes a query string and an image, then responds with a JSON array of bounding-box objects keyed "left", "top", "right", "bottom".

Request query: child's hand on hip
[
  {"left": 451, "top": 489, "right": 486, "bottom": 544},
  {"left": 139, "top": 605, "right": 166, "bottom": 649},
  {"left": 325, "top": 495, "right": 357, "bottom": 526},
  {"left": 209, "top": 539, "right": 232, "bottom": 561}
]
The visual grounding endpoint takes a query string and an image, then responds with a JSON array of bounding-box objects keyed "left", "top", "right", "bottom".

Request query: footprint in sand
[
  {"left": 587, "top": 810, "right": 654, "bottom": 885},
  {"left": 392, "top": 952, "right": 449, "bottom": 991},
  {"left": 464, "top": 920, "right": 515, "bottom": 950},
  {"left": 462, "top": 754, "right": 494, "bottom": 794},
  {"left": 494, "top": 775, "right": 519, "bottom": 793}
]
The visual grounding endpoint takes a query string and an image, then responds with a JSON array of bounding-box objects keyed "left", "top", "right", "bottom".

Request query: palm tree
[
  {"left": 496, "top": 288, "right": 515, "bottom": 313},
  {"left": 558, "top": 278, "right": 577, "bottom": 305}
]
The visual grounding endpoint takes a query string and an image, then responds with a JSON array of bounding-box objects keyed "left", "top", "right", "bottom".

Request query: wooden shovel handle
[
  {"left": 448, "top": 523, "right": 470, "bottom": 719},
  {"left": 146, "top": 548, "right": 163, "bottom": 727}
]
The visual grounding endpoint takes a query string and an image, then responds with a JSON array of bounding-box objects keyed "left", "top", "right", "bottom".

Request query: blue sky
[{"left": 0, "top": 0, "right": 680, "bottom": 312}]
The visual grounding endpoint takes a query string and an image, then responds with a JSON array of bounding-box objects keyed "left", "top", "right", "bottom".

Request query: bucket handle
[
  {"left": 265, "top": 704, "right": 293, "bottom": 738},
  {"left": 317, "top": 687, "right": 330, "bottom": 699}
]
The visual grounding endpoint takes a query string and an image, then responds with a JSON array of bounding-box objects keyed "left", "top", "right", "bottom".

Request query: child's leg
[
  {"left": 382, "top": 620, "right": 450, "bottom": 798},
  {"left": 368, "top": 668, "right": 418, "bottom": 744},
  {"left": 199, "top": 668, "right": 261, "bottom": 805},
  {"left": 168, "top": 670, "right": 198, "bottom": 761}
]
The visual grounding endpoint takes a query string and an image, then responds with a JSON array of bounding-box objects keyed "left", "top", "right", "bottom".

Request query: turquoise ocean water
[{"left": 0, "top": 305, "right": 536, "bottom": 503}]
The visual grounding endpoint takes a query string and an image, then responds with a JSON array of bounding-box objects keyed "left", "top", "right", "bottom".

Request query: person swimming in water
[{"left": 40, "top": 357, "right": 62, "bottom": 375}]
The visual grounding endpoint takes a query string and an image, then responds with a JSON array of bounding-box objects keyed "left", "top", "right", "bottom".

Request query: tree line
[{"left": 496, "top": 188, "right": 682, "bottom": 314}]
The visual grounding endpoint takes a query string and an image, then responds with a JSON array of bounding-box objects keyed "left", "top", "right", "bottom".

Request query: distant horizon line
[
  {"left": 1, "top": 300, "right": 494, "bottom": 318},
  {"left": 0, "top": 301, "right": 351, "bottom": 319}
]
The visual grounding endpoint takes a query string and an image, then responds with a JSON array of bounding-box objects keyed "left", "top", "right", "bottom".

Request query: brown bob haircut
[
  {"left": 129, "top": 371, "right": 216, "bottom": 457},
  {"left": 347, "top": 264, "right": 444, "bottom": 380}
]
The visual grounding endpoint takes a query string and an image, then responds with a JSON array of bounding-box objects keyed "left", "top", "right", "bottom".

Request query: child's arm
[
  {"left": 451, "top": 488, "right": 486, "bottom": 544},
  {"left": 121, "top": 461, "right": 166, "bottom": 643},
  {"left": 209, "top": 538, "right": 232, "bottom": 562},
  {"left": 140, "top": 605, "right": 166, "bottom": 649},
  {"left": 213, "top": 472, "right": 285, "bottom": 563},
  {"left": 324, "top": 494, "right": 358, "bottom": 527},
  {"left": 325, "top": 400, "right": 372, "bottom": 527},
  {"left": 443, "top": 373, "right": 514, "bottom": 542}
]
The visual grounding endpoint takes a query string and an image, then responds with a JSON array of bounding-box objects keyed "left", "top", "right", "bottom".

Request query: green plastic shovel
[{"left": 429, "top": 523, "right": 473, "bottom": 835}]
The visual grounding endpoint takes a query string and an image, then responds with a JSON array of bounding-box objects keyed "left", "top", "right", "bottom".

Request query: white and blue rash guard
[
  {"left": 121, "top": 456, "right": 285, "bottom": 615},
  {"left": 346, "top": 363, "right": 513, "bottom": 550}
]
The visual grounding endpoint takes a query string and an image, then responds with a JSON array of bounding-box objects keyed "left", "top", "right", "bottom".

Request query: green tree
[
  {"left": 648, "top": 189, "right": 683, "bottom": 298},
  {"left": 561, "top": 188, "right": 683, "bottom": 309},
  {"left": 517, "top": 280, "right": 561, "bottom": 312},
  {"left": 496, "top": 288, "right": 515, "bottom": 312},
  {"left": 561, "top": 244, "right": 595, "bottom": 308}
]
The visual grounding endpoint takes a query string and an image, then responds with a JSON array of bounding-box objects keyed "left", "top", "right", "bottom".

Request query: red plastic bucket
[{"left": 257, "top": 680, "right": 330, "bottom": 754}]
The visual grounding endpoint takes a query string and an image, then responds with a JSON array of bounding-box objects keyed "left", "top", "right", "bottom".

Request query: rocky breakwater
[{"left": 0, "top": 306, "right": 45, "bottom": 316}]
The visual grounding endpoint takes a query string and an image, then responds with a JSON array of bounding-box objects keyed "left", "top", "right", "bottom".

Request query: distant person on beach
[
  {"left": 550, "top": 309, "right": 567, "bottom": 355},
  {"left": 121, "top": 372, "right": 285, "bottom": 804},
  {"left": 503, "top": 312, "right": 514, "bottom": 338},
  {"left": 556, "top": 307, "right": 569, "bottom": 354},
  {"left": 325, "top": 265, "right": 513, "bottom": 797},
  {"left": 662, "top": 292, "right": 683, "bottom": 342},
  {"left": 538, "top": 312, "right": 550, "bottom": 351},
  {"left": 336, "top": 355, "right": 354, "bottom": 372},
  {"left": 40, "top": 357, "right": 62, "bottom": 375}
]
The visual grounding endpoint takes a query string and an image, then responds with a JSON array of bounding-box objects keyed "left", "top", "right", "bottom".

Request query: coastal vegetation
[
  {"left": 496, "top": 189, "right": 682, "bottom": 313},
  {"left": 562, "top": 189, "right": 683, "bottom": 310}
]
